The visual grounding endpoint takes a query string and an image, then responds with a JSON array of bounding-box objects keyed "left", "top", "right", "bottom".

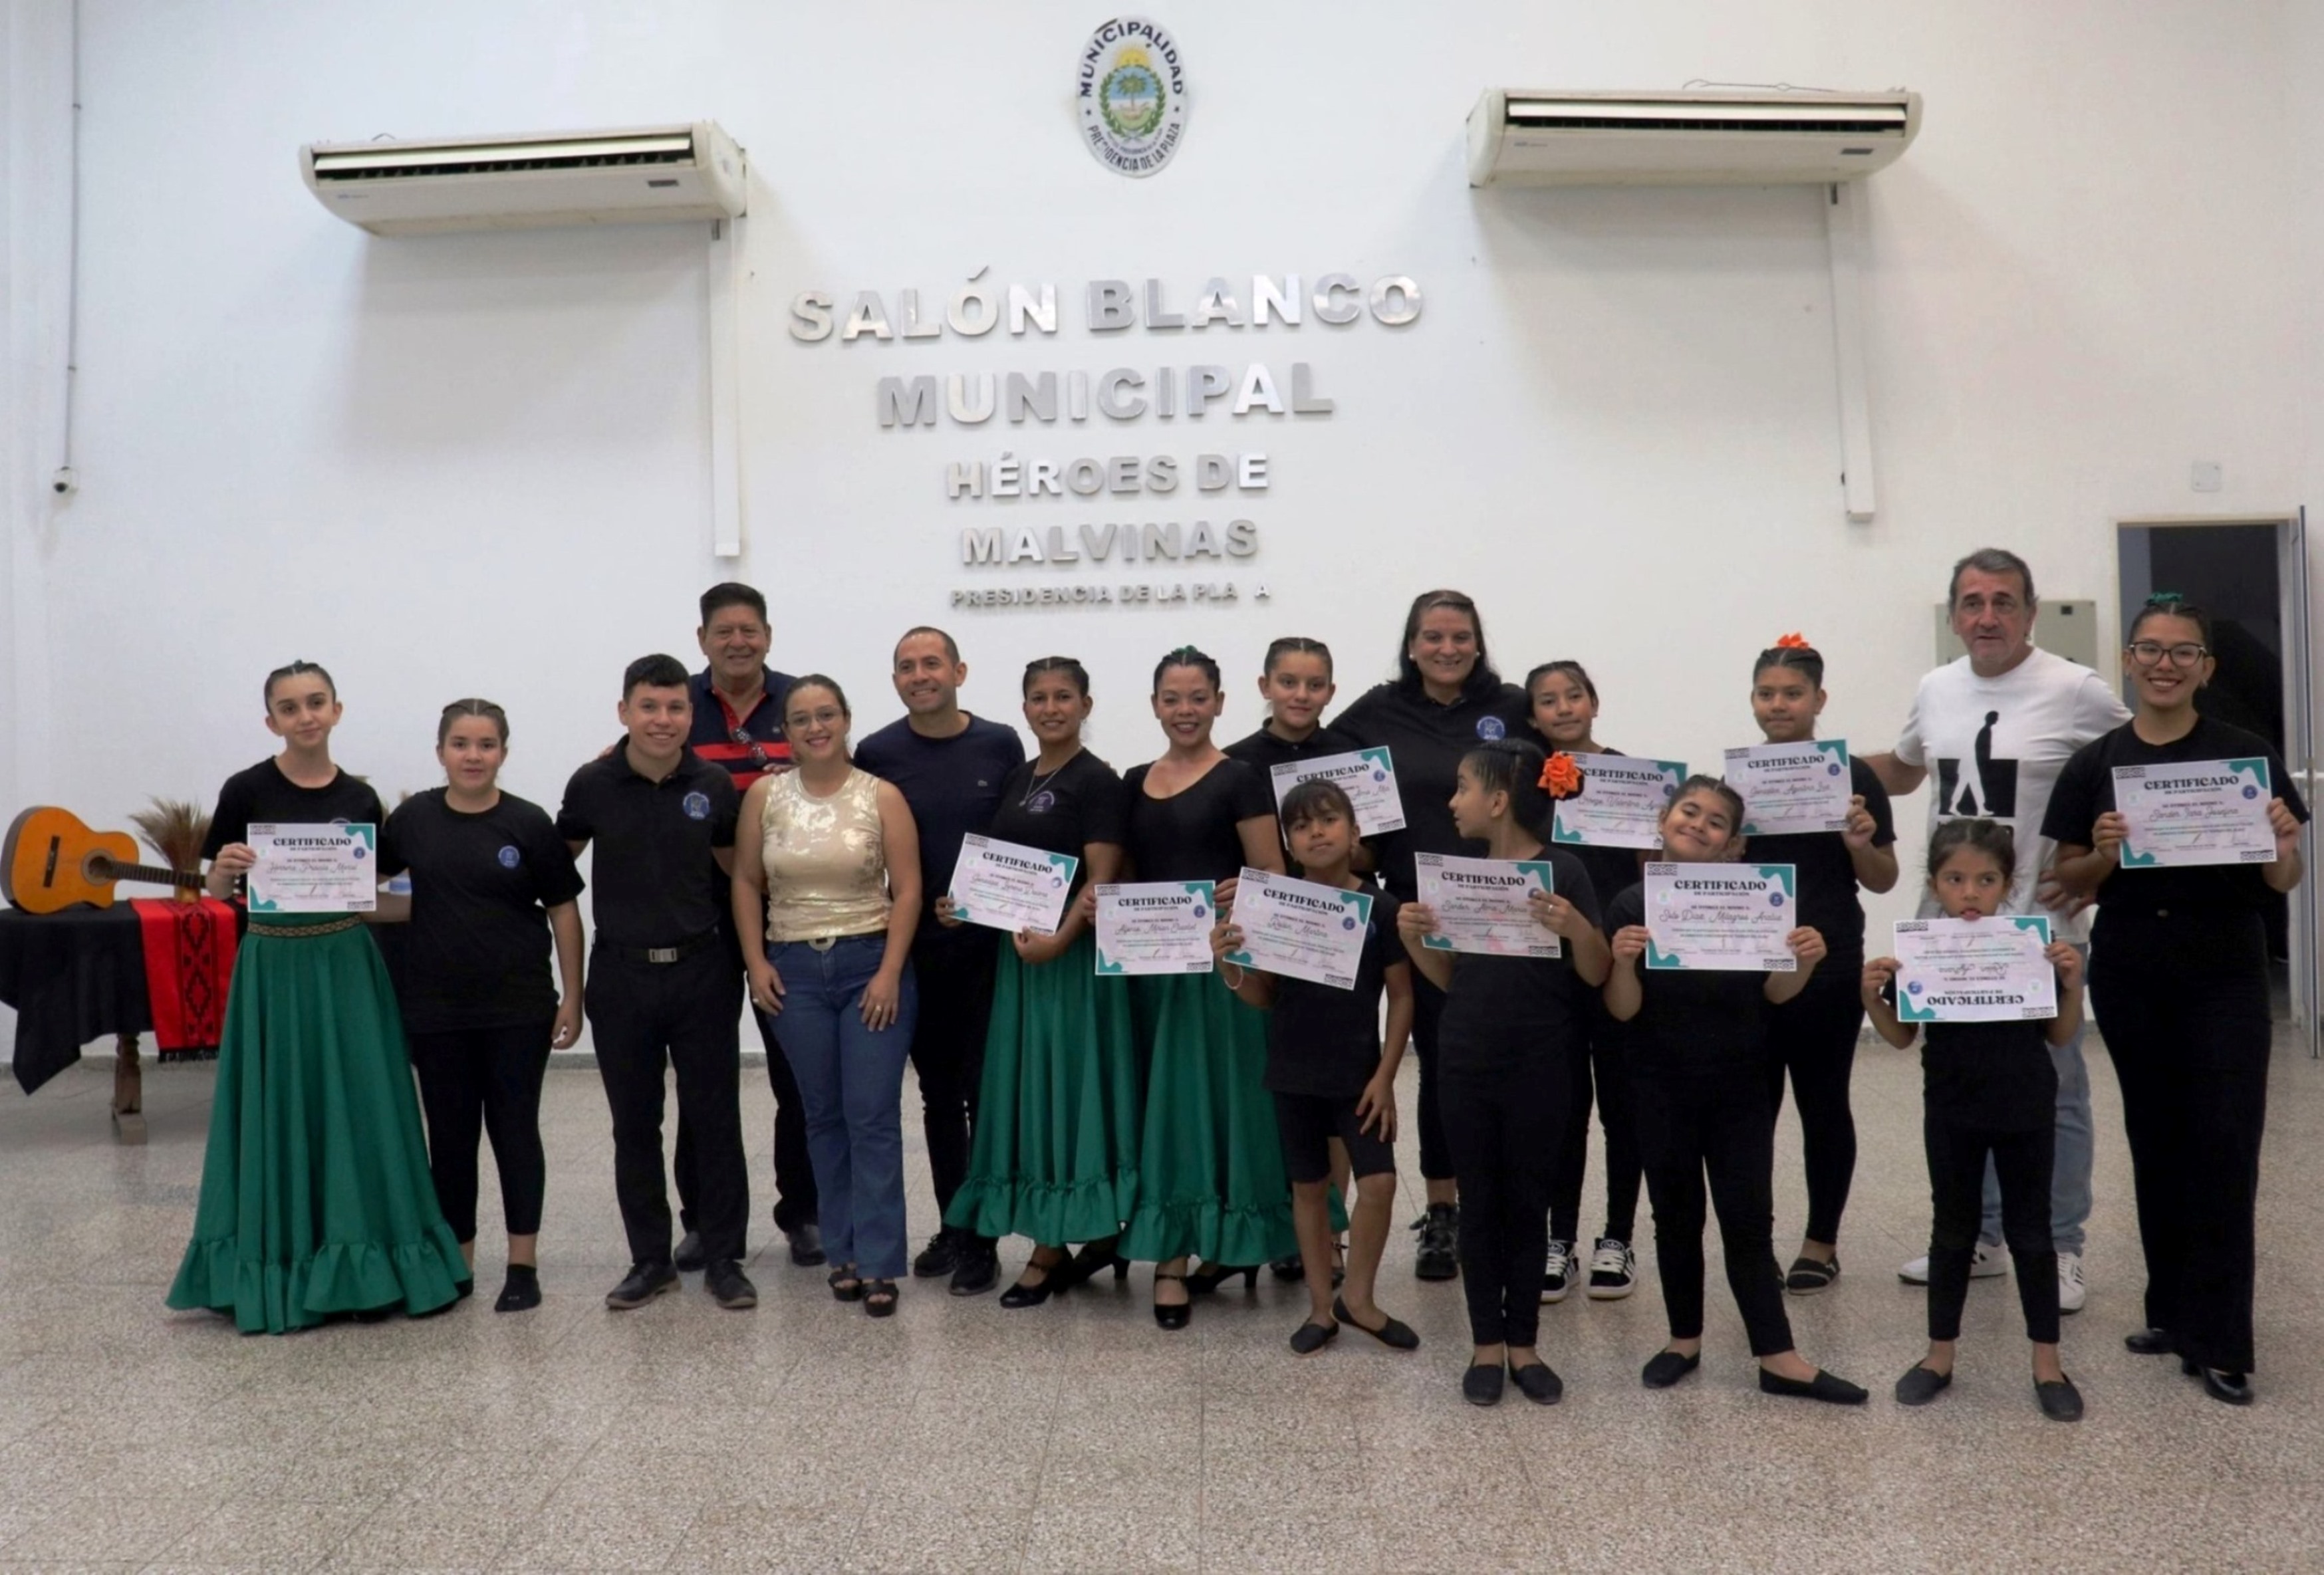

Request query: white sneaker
[
  {"left": 2057, "top": 1251, "right": 2087, "bottom": 1314},
  {"left": 1896, "top": 1241, "right": 2008, "bottom": 1285},
  {"left": 1586, "top": 1238, "right": 1637, "bottom": 1300},
  {"left": 1540, "top": 1239, "right": 1576, "bottom": 1304}
]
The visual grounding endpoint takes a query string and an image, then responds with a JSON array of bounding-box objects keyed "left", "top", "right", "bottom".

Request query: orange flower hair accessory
[
  {"left": 1773, "top": 632, "right": 1813, "bottom": 650},
  {"left": 1540, "top": 752, "right": 1585, "bottom": 800}
]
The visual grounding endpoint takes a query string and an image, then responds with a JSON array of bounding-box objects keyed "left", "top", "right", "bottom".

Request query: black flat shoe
[
  {"left": 2035, "top": 1376, "right": 2085, "bottom": 1421},
  {"left": 493, "top": 1266, "right": 541, "bottom": 1314},
  {"left": 1289, "top": 1320, "right": 1339, "bottom": 1356},
  {"left": 1759, "top": 1368, "right": 1869, "bottom": 1405},
  {"left": 999, "top": 1250, "right": 1067, "bottom": 1310},
  {"left": 1784, "top": 1255, "right": 1840, "bottom": 1295},
  {"left": 1509, "top": 1361, "right": 1563, "bottom": 1405},
  {"left": 864, "top": 1279, "right": 898, "bottom": 1318},
  {"left": 2188, "top": 1364, "right": 2254, "bottom": 1405},
  {"left": 1462, "top": 1362, "right": 1505, "bottom": 1407},
  {"left": 827, "top": 1266, "right": 864, "bottom": 1302},
  {"left": 2125, "top": 1327, "right": 2175, "bottom": 1356},
  {"left": 1640, "top": 1350, "right": 1700, "bottom": 1390},
  {"left": 604, "top": 1261, "right": 678, "bottom": 1311},
  {"left": 673, "top": 1231, "right": 708, "bottom": 1273},
  {"left": 1153, "top": 1270, "right": 1191, "bottom": 1331},
  {"left": 785, "top": 1222, "right": 827, "bottom": 1268},
  {"left": 1184, "top": 1263, "right": 1259, "bottom": 1294},
  {"left": 1333, "top": 1296, "right": 1419, "bottom": 1352},
  {"left": 1893, "top": 1365, "right": 1952, "bottom": 1406}
]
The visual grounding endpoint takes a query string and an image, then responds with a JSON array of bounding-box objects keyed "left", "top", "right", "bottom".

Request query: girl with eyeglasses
[{"left": 2045, "top": 597, "right": 2307, "bottom": 1406}]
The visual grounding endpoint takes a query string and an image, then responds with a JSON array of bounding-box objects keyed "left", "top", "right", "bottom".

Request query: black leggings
[
  {"left": 1766, "top": 974, "right": 1865, "bottom": 1245},
  {"left": 1925, "top": 1110, "right": 2057, "bottom": 1344},
  {"left": 1410, "top": 973, "right": 1454, "bottom": 1183},
  {"left": 2091, "top": 914, "right": 2273, "bottom": 1374},
  {"left": 1550, "top": 1016, "right": 1642, "bottom": 1245},
  {"left": 407, "top": 1019, "right": 554, "bottom": 1241},
  {"left": 1634, "top": 1070, "right": 1794, "bottom": 1356},
  {"left": 1440, "top": 1055, "right": 1567, "bottom": 1348},
  {"left": 907, "top": 932, "right": 997, "bottom": 1220}
]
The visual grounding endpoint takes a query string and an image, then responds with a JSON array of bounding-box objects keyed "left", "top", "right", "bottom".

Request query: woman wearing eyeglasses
[{"left": 2045, "top": 597, "right": 2307, "bottom": 1407}]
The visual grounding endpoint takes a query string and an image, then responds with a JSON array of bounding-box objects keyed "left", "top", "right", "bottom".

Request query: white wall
[{"left": 3, "top": 0, "right": 2315, "bottom": 1026}]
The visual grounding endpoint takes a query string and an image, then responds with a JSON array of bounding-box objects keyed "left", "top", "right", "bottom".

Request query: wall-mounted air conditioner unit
[
  {"left": 300, "top": 122, "right": 747, "bottom": 235},
  {"left": 1467, "top": 89, "right": 1920, "bottom": 187}
]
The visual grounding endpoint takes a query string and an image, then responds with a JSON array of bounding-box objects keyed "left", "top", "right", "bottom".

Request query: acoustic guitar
[{"left": 3, "top": 806, "right": 207, "bottom": 914}]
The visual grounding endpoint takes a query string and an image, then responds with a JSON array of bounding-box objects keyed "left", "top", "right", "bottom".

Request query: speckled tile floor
[{"left": 1, "top": 1025, "right": 2320, "bottom": 1574}]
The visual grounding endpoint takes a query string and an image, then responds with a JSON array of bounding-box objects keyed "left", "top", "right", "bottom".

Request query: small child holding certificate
[
  {"left": 1212, "top": 778, "right": 1419, "bottom": 1358},
  {"left": 1862, "top": 818, "right": 2087, "bottom": 1421},
  {"left": 1603, "top": 778, "right": 1865, "bottom": 1405}
]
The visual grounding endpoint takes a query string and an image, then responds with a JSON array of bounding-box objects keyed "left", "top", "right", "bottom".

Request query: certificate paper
[
  {"left": 948, "top": 834, "right": 1079, "bottom": 936},
  {"left": 1893, "top": 915, "right": 2057, "bottom": 1023},
  {"left": 1413, "top": 853, "right": 1559, "bottom": 958},
  {"left": 1642, "top": 862, "right": 1798, "bottom": 973},
  {"left": 1267, "top": 748, "right": 1407, "bottom": 837},
  {"left": 1551, "top": 757, "right": 1687, "bottom": 851},
  {"left": 1223, "top": 868, "right": 1374, "bottom": 989},
  {"left": 1095, "top": 881, "right": 1217, "bottom": 975},
  {"left": 247, "top": 822, "right": 379, "bottom": 915},
  {"left": 2114, "top": 758, "right": 2278, "bottom": 869},
  {"left": 1724, "top": 740, "right": 1853, "bottom": 837}
]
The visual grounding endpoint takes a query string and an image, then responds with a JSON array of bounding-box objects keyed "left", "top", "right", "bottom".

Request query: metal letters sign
[{"left": 1078, "top": 17, "right": 1188, "bottom": 178}]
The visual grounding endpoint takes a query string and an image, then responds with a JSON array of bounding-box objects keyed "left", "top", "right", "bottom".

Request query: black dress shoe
[
  {"left": 604, "top": 1261, "right": 679, "bottom": 1310},
  {"left": 949, "top": 1239, "right": 1000, "bottom": 1297},
  {"left": 1185, "top": 1263, "right": 1259, "bottom": 1294},
  {"left": 2035, "top": 1376, "right": 2085, "bottom": 1421},
  {"left": 673, "top": 1232, "right": 708, "bottom": 1273},
  {"left": 1462, "top": 1362, "right": 1505, "bottom": 1407},
  {"left": 999, "top": 1250, "right": 1066, "bottom": 1310},
  {"left": 1055, "top": 1240, "right": 1117, "bottom": 1290},
  {"left": 1894, "top": 1364, "right": 1952, "bottom": 1406},
  {"left": 2125, "top": 1327, "right": 2175, "bottom": 1356},
  {"left": 1289, "top": 1320, "right": 1339, "bottom": 1356},
  {"left": 493, "top": 1266, "right": 541, "bottom": 1314},
  {"left": 1640, "top": 1350, "right": 1701, "bottom": 1390},
  {"left": 1509, "top": 1361, "right": 1563, "bottom": 1405},
  {"left": 1759, "top": 1368, "right": 1869, "bottom": 1405},
  {"left": 1333, "top": 1296, "right": 1420, "bottom": 1352},
  {"left": 912, "top": 1229, "right": 960, "bottom": 1279},
  {"left": 1153, "top": 1270, "right": 1191, "bottom": 1330},
  {"left": 785, "top": 1222, "right": 827, "bottom": 1267},
  {"left": 706, "top": 1259, "right": 758, "bottom": 1310},
  {"left": 2191, "top": 1365, "right": 2254, "bottom": 1406}
]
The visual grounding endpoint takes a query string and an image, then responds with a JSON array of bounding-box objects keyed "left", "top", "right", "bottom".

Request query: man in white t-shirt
[{"left": 1862, "top": 548, "right": 2132, "bottom": 1314}]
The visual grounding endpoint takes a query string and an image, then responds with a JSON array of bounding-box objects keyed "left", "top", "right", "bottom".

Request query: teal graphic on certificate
[
  {"left": 1267, "top": 748, "right": 1406, "bottom": 837},
  {"left": 247, "top": 822, "right": 380, "bottom": 915},
  {"left": 1642, "top": 862, "right": 1797, "bottom": 972},
  {"left": 1095, "top": 881, "right": 1216, "bottom": 975},
  {"left": 1723, "top": 740, "right": 1851, "bottom": 836},
  {"left": 1414, "top": 852, "right": 1560, "bottom": 958},
  {"left": 948, "top": 833, "right": 1079, "bottom": 935},
  {"left": 1893, "top": 915, "right": 2057, "bottom": 1023},
  {"left": 2114, "top": 757, "right": 2277, "bottom": 868},
  {"left": 1551, "top": 757, "right": 1687, "bottom": 850},
  {"left": 1223, "top": 867, "right": 1374, "bottom": 989}
]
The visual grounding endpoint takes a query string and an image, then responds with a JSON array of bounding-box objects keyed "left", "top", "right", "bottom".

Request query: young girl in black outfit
[
  {"left": 384, "top": 700, "right": 586, "bottom": 1313},
  {"left": 1526, "top": 659, "right": 1644, "bottom": 1302},
  {"left": 1603, "top": 778, "right": 1865, "bottom": 1404},
  {"left": 1863, "top": 818, "right": 2086, "bottom": 1420},
  {"left": 1739, "top": 639, "right": 1897, "bottom": 1293},
  {"left": 2046, "top": 597, "right": 2307, "bottom": 1406},
  {"left": 1396, "top": 739, "right": 1606, "bottom": 1406}
]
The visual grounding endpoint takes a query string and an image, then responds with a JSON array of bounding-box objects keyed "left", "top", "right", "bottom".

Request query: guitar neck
[{"left": 106, "top": 862, "right": 208, "bottom": 891}]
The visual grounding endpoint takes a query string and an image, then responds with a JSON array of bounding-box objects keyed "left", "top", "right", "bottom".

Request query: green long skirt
[
  {"left": 944, "top": 933, "right": 1141, "bottom": 1245},
  {"left": 166, "top": 924, "right": 471, "bottom": 1334},
  {"left": 1118, "top": 971, "right": 1298, "bottom": 1265}
]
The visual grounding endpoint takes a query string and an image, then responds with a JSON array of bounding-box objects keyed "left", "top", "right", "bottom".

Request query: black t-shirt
[
  {"left": 1604, "top": 886, "right": 1771, "bottom": 1077},
  {"left": 1436, "top": 848, "right": 1601, "bottom": 1073},
  {"left": 1122, "top": 758, "right": 1277, "bottom": 884},
  {"left": 854, "top": 714, "right": 1027, "bottom": 943},
  {"left": 1740, "top": 755, "right": 1894, "bottom": 963},
  {"left": 203, "top": 761, "right": 405, "bottom": 903},
  {"left": 1226, "top": 722, "right": 1362, "bottom": 872},
  {"left": 1265, "top": 888, "right": 1406, "bottom": 1098},
  {"left": 1880, "top": 979, "right": 2061, "bottom": 1132},
  {"left": 1334, "top": 679, "right": 1533, "bottom": 900},
  {"left": 383, "top": 790, "right": 585, "bottom": 1033},
  {"left": 986, "top": 752, "right": 1128, "bottom": 898},
  {"left": 554, "top": 747, "right": 738, "bottom": 949},
  {"left": 1541, "top": 743, "right": 1648, "bottom": 910},
  {"left": 2042, "top": 717, "right": 2308, "bottom": 917}
]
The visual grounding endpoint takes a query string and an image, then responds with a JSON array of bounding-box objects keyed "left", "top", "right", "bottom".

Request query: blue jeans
[
  {"left": 1980, "top": 943, "right": 2092, "bottom": 1254},
  {"left": 768, "top": 935, "right": 917, "bottom": 1280}
]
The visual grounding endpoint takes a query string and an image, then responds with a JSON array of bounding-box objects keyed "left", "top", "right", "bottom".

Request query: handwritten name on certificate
[
  {"left": 1551, "top": 757, "right": 1686, "bottom": 851},
  {"left": 1724, "top": 740, "right": 1852, "bottom": 836},
  {"left": 1642, "top": 863, "right": 1798, "bottom": 972},
  {"left": 948, "top": 834, "right": 1079, "bottom": 936},
  {"left": 247, "top": 822, "right": 379, "bottom": 915},
  {"left": 1894, "top": 916, "right": 2057, "bottom": 1023},
  {"left": 1414, "top": 853, "right": 1559, "bottom": 959},
  {"left": 1095, "top": 882, "right": 1217, "bottom": 975},
  {"left": 1267, "top": 748, "right": 1406, "bottom": 837},
  {"left": 2115, "top": 759, "right": 2277, "bottom": 868},
  {"left": 1224, "top": 868, "right": 1374, "bottom": 990}
]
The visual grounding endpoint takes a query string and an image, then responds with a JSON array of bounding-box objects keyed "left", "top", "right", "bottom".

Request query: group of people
[{"left": 160, "top": 552, "right": 2303, "bottom": 1419}]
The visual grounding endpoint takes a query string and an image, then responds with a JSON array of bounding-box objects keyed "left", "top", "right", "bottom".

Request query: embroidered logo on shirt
[
  {"left": 1027, "top": 791, "right": 1057, "bottom": 814},
  {"left": 682, "top": 791, "right": 711, "bottom": 822},
  {"left": 1475, "top": 716, "right": 1507, "bottom": 741},
  {"left": 497, "top": 846, "right": 521, "bottom": 870}
]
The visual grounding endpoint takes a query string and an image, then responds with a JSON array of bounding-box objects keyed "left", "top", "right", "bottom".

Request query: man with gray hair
[{"left": 1862, "top": 548, "right": 2131, "bottom": 1314}]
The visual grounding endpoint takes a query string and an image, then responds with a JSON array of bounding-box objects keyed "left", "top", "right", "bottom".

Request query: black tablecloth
[{"left": 0, "top": 908, "right": 162, "bottom": 1094}]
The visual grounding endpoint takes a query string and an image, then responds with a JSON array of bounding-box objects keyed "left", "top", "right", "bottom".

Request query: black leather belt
[{"left": 608, "top": 930, "right": 721, "bottom": 965}]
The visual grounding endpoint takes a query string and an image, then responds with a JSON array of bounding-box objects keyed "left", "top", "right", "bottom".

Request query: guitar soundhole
[{"left": 84, "top": 852, "right": 116, "bottom": 882}]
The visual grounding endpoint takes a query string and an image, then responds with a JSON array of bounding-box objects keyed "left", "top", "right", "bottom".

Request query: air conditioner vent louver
[
  {"left": 1470, "top": 88, "right": 1922, "bottom": 187},
  {"left": 301, "top": 123, "right": 745, "bottom": 235},
  {"left": 1513, "top": 114, "right": 1904, "bottom": 136}
]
